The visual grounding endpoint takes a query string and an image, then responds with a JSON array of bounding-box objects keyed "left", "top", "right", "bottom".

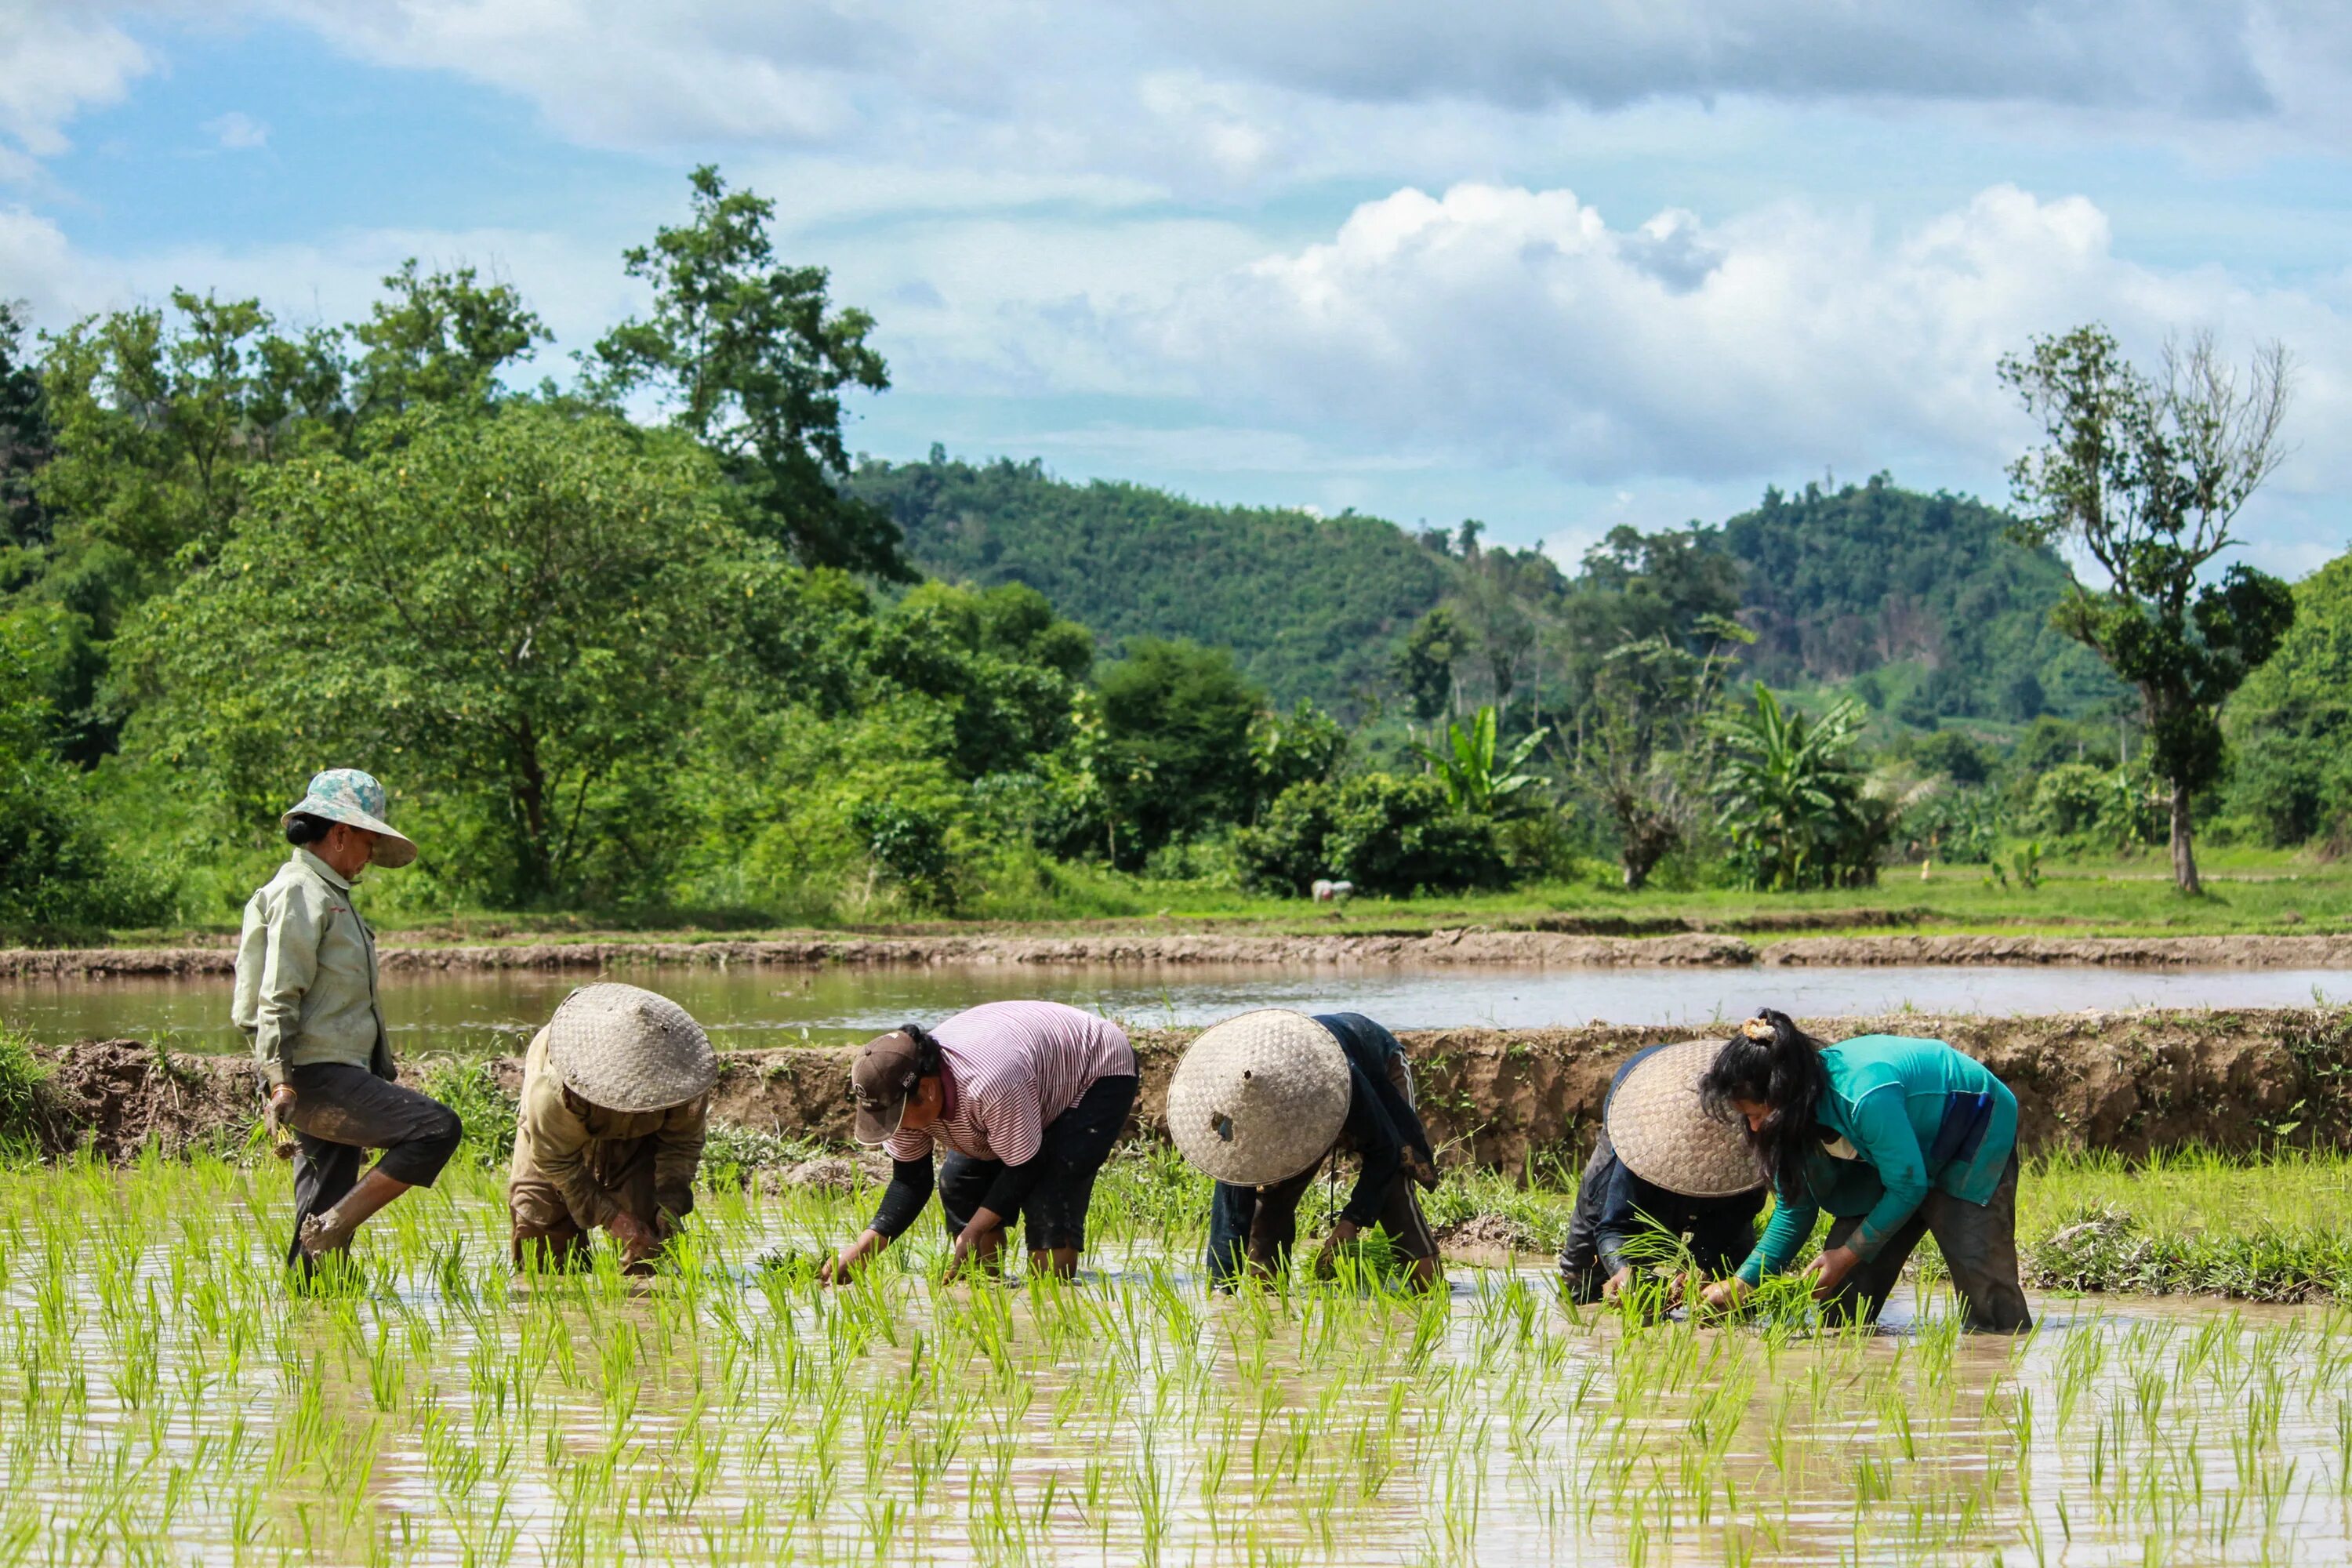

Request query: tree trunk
[
  {"left": 2169, "top": 776, "right": 2201, "bottom": 895},
  {"left": 514, "top": 716, "right": 554, "bottom": 896}
]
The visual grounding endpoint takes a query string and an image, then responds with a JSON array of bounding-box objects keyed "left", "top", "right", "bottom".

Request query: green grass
[
  {"left": 5, "top": 1145, "right": 2352, "bottom": 1563},
  {"left": 68, "top": 844, "right": 2352, "bottom": 949}
]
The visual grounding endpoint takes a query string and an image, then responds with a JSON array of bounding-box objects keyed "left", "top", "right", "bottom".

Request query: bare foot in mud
[{"left": 298, "top": 1207, "right": 357, "bottom": 1258}]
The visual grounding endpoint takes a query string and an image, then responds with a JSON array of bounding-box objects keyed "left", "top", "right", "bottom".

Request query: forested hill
[
  {"left": 854, "top": 455, "right": 2117, "bottom": 724},
  {"left": 1716, "top": 477, "right": 2122, "bottom": 721},
  {"left": 851, "top": 454, "right": 1450, "bottom": 706}
]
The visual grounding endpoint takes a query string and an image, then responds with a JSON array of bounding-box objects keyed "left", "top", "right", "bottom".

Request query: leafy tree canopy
[{"left": 590, "top": 165, "right": 902, "bottom": 579}]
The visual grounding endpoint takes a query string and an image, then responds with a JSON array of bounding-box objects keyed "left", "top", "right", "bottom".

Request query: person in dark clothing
[
  {"left": 1174, "top": 1011, "right": 1443, "bottom": 1290},
  {"left": 1559, "top": 1040, "right": 1768, "bottom": 1304}
]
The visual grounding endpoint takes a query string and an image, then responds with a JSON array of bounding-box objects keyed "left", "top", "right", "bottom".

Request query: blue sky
[{"left": 5, "top": 2, "right": 2349, "bottom": 573}]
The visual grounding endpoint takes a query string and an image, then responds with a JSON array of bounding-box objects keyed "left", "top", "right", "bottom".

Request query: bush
[
  {"left": 2029, "top": 762, "right": 2109, "bottom": 837},
  {"left": 1236, "top": 772, "right": 1507, "bottom": 896},
  {"left": 0, "top": 1025, "right": 53, "bottom": 1153}
]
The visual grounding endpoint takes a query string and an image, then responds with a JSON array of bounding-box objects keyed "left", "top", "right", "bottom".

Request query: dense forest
[
  {"left": 854, "top": 453, "right": 1450, "bottom": 711},
  {"left": 862, "top": 454, "right": 2123, "bottom": 727},
  {"left": 0, "top": 165, "right": 2336, "bottom": 935}
]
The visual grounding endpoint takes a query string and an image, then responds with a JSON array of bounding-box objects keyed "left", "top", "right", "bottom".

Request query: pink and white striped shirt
[{"left": 884, "top": 1000, "right": 1135, "bottom": 1167}]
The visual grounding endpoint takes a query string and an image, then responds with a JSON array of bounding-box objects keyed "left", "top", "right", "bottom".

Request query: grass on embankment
[{"left": 64, "top": 844, "right": 2352, "bottom": 950}]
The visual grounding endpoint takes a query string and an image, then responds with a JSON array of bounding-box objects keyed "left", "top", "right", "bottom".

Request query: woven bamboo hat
[
  {"left": 546, "top": 984, "right": 717, "bottom": 1114},
  {"left": 1603, "top": 1038, "right": 1765, "bottom": 1200},
  {"left": 1167, "top": 1009, "right": 1350, "bottom": 1187}
]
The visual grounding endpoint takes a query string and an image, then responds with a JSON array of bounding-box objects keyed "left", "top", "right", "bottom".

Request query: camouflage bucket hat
[{"left": 281, "top": 768, "right": 418, "bottom": 869}]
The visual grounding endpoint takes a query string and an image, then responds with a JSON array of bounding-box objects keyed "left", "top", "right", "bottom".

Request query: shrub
[{"left": 1236, "top": 772, "right": 1507, "bottom": 896}]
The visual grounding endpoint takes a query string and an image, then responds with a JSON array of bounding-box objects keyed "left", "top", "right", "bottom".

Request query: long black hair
[
  {"left": 1697, "top": 1008, "right": 1832, "bottom": 1200},
  {"left": 895, "top": 1022, "right": 943, "bottom": 1082}
]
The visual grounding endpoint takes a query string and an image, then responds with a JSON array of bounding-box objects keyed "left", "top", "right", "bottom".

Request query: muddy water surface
[
  {"left": 7, "top": 962, "right": 2351, "bottom": 1054},
  {"left": 5, "top": 1144, "right": 2351, "bottom": 1566}
]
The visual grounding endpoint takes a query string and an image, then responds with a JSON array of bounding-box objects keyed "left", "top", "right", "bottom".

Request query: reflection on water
[
  {"left": 4, "top": 1144, "right": 2349, "bottom": 1567},
  {"left": 4, "top": 962, "right": 2350, "bottom": 1054}
]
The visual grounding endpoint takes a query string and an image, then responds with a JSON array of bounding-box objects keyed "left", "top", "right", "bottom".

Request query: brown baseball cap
[{"left": 851, "top": 1028, "right": 927, "bottom": 1145}]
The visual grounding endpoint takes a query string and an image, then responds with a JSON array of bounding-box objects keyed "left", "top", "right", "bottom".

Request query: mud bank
[
  {"left": 31, "top": 1006, "right": 2352, "bottom": 1171},
  {"left": 11, "top": 930, "right": 2352, "bottom": 980}
]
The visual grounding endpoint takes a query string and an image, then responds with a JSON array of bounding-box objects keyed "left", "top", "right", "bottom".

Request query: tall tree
[
  {"left": 122, "top": 407, "right": 793, "bottom": 902},
  {"left": 350, "top": 260, "right": 549, "bottom": 419},
  {"left": 590, "top": 165, "right": 904, "bottom": 578},
  {"left": 1999, "top": 325, "right": 2298, "bottom": 892},
  {"left": 1393, "top": 606, "right": 1465, "bottom": 723},
  {"left": 0, "top": 303, "right": 52, "bottom": 555}
]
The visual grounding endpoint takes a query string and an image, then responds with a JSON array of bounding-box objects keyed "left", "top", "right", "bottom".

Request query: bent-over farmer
[
  {"left": 509, "top": 984, "right": 716, "bottom": 1273},
  {"left": 1174, "top": 1011, "right": 1443, "bottom": 1290},
  {"left": 233, "top": 769, "right": 462, "bottom": 1269},
  {"left": 1559, "top": 1039, "right": 1766, "bottom": 1304},
  {"left": 1696, "top": 1010, "right": 2032, "bottom": 1333},
  {"left": 823, "top": 1000, "right": 1138, "bottom": 1283}
]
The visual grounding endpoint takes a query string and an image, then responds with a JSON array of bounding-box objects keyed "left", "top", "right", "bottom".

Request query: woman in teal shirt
[{"left": 1693, "top": 1011, "right": 2031, "bottom": 1333}]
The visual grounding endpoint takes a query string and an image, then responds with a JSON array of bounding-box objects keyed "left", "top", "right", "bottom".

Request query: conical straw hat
[
  {"left": 1603, "top": 1037, "right": 1765, "bottom": 1200},
  {"left": 546, "top": 983, "right": 717, "bottom": 1113},
  {"left": 1167, "top": 1009, "right": 1350, "bottom": 1187}
]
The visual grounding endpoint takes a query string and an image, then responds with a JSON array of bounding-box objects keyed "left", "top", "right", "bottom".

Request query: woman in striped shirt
[{"left": 822, "top": 1000, "right": 1139, "bottom": 1283}]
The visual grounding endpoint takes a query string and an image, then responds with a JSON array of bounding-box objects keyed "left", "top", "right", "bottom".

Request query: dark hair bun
[{"left": 284, "top": 811, "right": 335, "bottom": 846}]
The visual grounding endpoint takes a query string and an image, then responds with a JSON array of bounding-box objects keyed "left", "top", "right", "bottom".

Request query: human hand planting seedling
[
  {"left": 1697, "top": 1009, "right": 2033, "bottom": 1333},
  {"left": 1559, "top": 1036, "right": 1767, "bottom": 1307},
  {"left": 503, "top": 984, "right": 717, "bottom": 1277},
  {"left": 839, "top": 1005, "right": 1138, "bottom": 1284},
  {"left": 1174, "top": 1011, "right": 1447, "bottom": 1291}
]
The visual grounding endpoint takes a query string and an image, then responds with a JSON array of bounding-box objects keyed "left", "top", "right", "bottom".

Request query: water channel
[{"left": 5, "top": 961, "right": 2349, "bottom": 1055}]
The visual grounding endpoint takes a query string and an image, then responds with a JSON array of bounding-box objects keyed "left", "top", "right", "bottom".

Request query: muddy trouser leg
[
  {"left": 1557, "top": 1134, "right": 1617, "bottom": 1303},
  {"left": 1018, "top": 1076, "right": 1139, "bottom": 1256},
  {"left": 1245, "top": 1156, "right": 1326, "bottom": 1275},
  {"left": 1207, "top": 1183, "right": 1258, "bottom": 1289},
  {"left": 1819, "top": 1209, "right": 1929, "bottom": 1327},
  {"left": 937, "top": 1153, "right": 1004, "bottom": 1241},
  {"left": 288, "top": 1137, "right": 367, "bottom": 1271},
  {"left": 1372, "top": 1172, "right": 1442, "bottom": 1284},
  {"left": 508, "top": 1177, "right": 591, "bottom": 1272},
  {"left": 281, "top": 1063, "right": 464, "bottom": 1269},
  {"left": 1925, "top": 1151, "right": 2032, "bottom": 1334}
]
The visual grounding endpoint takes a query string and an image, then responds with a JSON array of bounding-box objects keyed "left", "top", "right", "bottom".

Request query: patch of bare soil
[
  {"left": 33, "top": 1039, "right": 258, "bottom": 1161},
  {"left": 27, "top": 1006, "right": 2352, "bottom": 1174}
]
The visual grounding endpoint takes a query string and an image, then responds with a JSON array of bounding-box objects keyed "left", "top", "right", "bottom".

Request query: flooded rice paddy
[
  {"left": 7, "top": 962, "right": 2352, "bottom": 1056},
  {"left": 6, "top": 1155, "right": 2352, "bottom": 1566}
]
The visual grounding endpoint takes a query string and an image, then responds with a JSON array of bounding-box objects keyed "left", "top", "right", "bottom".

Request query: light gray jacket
[{"left": 231, "top": 850, "right": 393, "bottom": 1084}]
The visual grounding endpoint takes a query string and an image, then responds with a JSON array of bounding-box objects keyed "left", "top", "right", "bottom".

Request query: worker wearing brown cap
[{"left": 821, "top": 1000, "right": 1138, "bottom": 1284}]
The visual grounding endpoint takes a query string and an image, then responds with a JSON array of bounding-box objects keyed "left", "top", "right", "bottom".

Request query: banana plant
[
  {"left": 1708, "top": 682, "right": 1871, "bottom": 890},
  {"left": 1411, "top": 705, "right": 1550, "bottom": 815}
]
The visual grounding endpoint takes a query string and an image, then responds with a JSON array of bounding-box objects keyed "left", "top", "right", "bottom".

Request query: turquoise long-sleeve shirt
[{"left": 1735, "top": 1036, "right": 2017, "bottom": 1287}]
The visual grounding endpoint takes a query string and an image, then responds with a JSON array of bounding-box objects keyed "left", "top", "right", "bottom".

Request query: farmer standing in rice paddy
[
  {"left": 508, "top": 983, "right": 717, "bottom": 1274},
  {"left": 1171, "top": 1010, "right": 1444, "bottom": 1290},
  {"left": 233, "top": 769, "right": 463, "bottom": 1269},
  {"left": 823, "top": 1000, "right": 1138, "bottom": 1283},
  {"left": 1695, "top": 1009, "right": 2033, "bottom": 1332},
  {"left": 1558, "top": 1038, "right": 1767, "bottom": 1304}
]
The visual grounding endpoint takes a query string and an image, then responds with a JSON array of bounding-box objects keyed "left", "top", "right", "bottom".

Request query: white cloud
[
  {"left": 203, "top": 111, "right": 270, "bottom": 150},
  {"left": 1115, "top": 183, "right": 2352, "bottom": 505},
  {"left": 0, "top": 11, "right": 151, "bottom": 168}
]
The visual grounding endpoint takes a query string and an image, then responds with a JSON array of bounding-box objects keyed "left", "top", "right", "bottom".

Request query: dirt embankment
[
  {"left": 34, "top": 1007, "right": 2352, "bottom": 1170},
  {"left": 11, "top": 931, "right": 2352, "bottom": 979}
]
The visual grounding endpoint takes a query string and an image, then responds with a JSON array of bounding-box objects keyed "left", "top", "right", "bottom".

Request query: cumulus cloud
[
  {"left": 0, "top": 11, "right": 151, "bottom": 169},
  {"left": 1119, "top": 183, "right": 2352, "bottom": 495}
]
